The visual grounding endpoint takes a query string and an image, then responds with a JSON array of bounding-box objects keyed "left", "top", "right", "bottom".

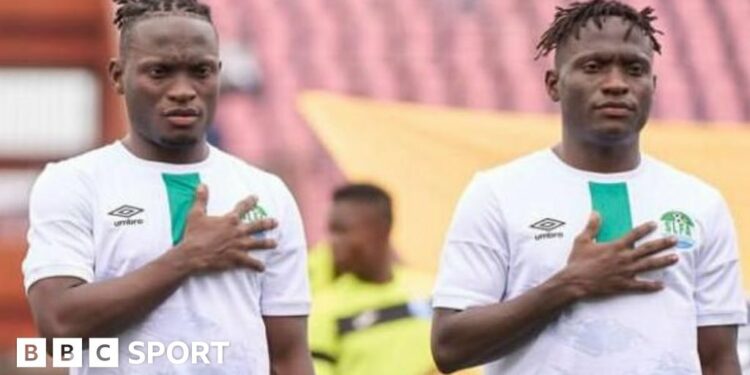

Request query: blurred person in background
[
  {"left": 21, "top": 0, "right": 313, "bottom": 373},
  {"left": 309, "top": 183, "right": 437, "bottom": 375},
  {"left": 431, "top": 1, "right": 746, "bottom": 374}
]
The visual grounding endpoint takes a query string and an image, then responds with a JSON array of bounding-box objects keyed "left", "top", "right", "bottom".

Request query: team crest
[
  {"left": 660, "top": 211, "right": 695, "bottom": 249},
  {"left": 243, "top": 204, "right": 268, "bottom": 223},
  {"left": 242, "top": 204, "right": 270, "bottom": 239}
]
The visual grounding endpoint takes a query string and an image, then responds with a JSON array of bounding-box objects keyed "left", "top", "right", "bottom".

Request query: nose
[
  {"left": 167, "top": 74, "right": 197, "bottom": 103},
  {"left": 601, "top": 67, "right": 629, "bottom": 96}
]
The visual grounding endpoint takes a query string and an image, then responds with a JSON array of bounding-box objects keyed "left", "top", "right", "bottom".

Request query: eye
[
  {"left": 147, "top": 65, "right": 168, "bottom": 79},
  {"left": 627, "top": 63, "right": 646, "bottom": 76},
  {"left": 192, "top": 65, "right": 215, "bottom": 78},
  {"left": 582, "top": 61, "right": 601, "bottom": 74}
]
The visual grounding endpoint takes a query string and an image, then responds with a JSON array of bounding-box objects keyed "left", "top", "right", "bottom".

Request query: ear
[
  {"left": 652, "top": 74, "right": 658, "bottom": 92},
  {"left": 545, "top": 69, "right": 561, "bottom": 102},
  {"left": 108, "top": 59, "right": 125, "bottom": 95}
]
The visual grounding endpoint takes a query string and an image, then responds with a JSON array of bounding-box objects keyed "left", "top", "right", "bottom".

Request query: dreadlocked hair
[
  {"left": 535, "top": 0, "right": 662, "bottom": 60},
  {"left": 113, "top": 0, "right": 212, "bottom": 32}
]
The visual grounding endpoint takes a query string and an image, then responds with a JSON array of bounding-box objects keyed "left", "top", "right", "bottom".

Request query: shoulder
[
  {"left": 28, "top": 145, "right": 121, "bottom": 218},
  {"left": 644, "top": 156, "right": 724, "bottom": 203},
  {"left": 210, "top": 148, "right": 296, "bottom": 212},
  {"left": 212, "top": 148, "right": 283, "bottom": 183},
  {"left": 643, "top": 156, "right": 730, "bottom": 230},
  {"left": 211, "top": 148, "right": 290, "bottom": 192},
  {"left": 476, "top": 149, "right": 552, "bottom": 189},
  {"left": 482, "top": 149, "right": 551, "bottom": 177},
  {"left": 459, "top": 150, "right": 550, "bottom": 203},
  {"left": 33, "top": 145, "right": 120, "bottom": 195},
  {"left": 46, "top": 143, "right": 119, "bottom": 173}
]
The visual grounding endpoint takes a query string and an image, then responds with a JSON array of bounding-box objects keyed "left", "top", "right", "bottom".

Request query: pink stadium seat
[
  {"left": 671, "top": 0, "right": 743, "bottom": 122},
  {"left": 347, "top": 0, "right": 398, "bottom": 100}
]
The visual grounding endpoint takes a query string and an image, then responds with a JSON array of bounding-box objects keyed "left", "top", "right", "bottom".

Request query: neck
[
  {"left": 357, "top": 245, "right": 395, "bottom": 284},
  {"left": 555, "top": 131, "right": 641, "bottom": 173},
  {"left": 122, "top": 134, "right": 209, "bottom": 164}
]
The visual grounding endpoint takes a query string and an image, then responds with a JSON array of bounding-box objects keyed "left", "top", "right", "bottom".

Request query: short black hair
[
  {"left": 536, "top": 0, "right": 662, "bottom": 60},
  {"left": 333, "top": 183, "right": 393, "bottom": 227},
  {"left": 112, "top": 0, "right": 214, "bottom": 55}
]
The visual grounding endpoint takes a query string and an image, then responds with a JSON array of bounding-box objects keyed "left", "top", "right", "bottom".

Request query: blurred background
[{"left": 0, "top": 0, "right": 749, "bottom": 373}]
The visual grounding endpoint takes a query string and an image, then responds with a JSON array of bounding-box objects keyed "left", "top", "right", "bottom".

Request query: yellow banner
[{"left": 300, "top": 91, "right": 750, "bottom": 290}]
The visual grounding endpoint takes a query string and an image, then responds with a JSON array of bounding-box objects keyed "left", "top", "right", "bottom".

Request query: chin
[
  {"left": 590, "top": 129, "right": 637, "bottom": 146},
  {"left": 591, "top": 119, "right": 637, "bottom": 138},
  {"left": 158, "top": 134, "right": 201, "bottom": 149}
]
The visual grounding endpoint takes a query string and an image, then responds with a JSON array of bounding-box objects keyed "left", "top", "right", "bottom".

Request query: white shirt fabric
[
  {"left": 433, "top": 149, "right": 746, "bottom": 375},
  {"left": 23, "top": 141, "right": 310, "bottom": 374}
]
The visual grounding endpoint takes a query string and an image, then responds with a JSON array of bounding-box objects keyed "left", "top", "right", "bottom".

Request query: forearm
[
  {"left": 42, "top": 247, "right": 192, "bottom": 339},
  {"left": 702, "top": 363, "right": 742, "bottom": 375},
  {"left": 432, "top": 272, "right": 582, "bottom": 373},
  {"left": 698, "top": 325, "right": 741, "bottom": 375},
  {"left": 270, "top": 355, "right": 315, "bottom": 375},
  {"left": 701, "top": 354, "right": 742, "bottom": 375},
  {"left": 266, "top": 316, "right": 315, "bottom": 375},
  {"left": 700, "top": 343, "right": 742, "bottom": 375}
]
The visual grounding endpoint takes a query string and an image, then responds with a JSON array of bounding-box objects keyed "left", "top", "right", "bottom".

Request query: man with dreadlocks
[
  {"left": 431, "top": 1, "right": 746, "bottom": 374},
  {"left": 22, "top": 0, "right": 314, "bottom": 373}
]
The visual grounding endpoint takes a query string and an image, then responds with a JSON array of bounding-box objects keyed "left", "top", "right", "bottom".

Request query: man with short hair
[
  {"left": 22, "top": 1, "right": 314, "bottom": 373},
  {"left": 309, "top": 183, "right": 436, "bottom": 375},
  {"left": 431, "top": 1, "right": 746, "bottom": 374}
]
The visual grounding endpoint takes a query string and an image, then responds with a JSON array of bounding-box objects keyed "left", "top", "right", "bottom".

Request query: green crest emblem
[
  {"left": 243, "top": 205, "right": 268, "bottom": 223},
  {"left": 243, "top": 204, "right": 270, "bottom": 239},
  {"left": 660, "top": 211, "right": 695, "bottom": 249}
]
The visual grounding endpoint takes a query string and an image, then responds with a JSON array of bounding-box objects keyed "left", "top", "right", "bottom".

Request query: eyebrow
[
  {"left": 135, "top": 56, "right": 219, "bottom": 66},
  {"left": 572, "top": 51, "right": 651, "bottom": 65}
]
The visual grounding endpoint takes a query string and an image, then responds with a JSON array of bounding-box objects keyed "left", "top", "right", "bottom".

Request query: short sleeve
[
  {"left": 23, "top": 163, "right": 95, "bottom": 293},
  {"left": 260, "top": 177, "right": 311, "bottom": 316},
  {"left": 432, "top": 173, "right": 510, "bottom": 310},
  {"left": 695, "top": 193, "right": 747, "bottom": 327}
]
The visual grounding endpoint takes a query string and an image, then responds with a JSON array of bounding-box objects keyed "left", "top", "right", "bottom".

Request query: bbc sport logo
[{"left": 17, "top": 338, "right": 230, "bottom": 368}]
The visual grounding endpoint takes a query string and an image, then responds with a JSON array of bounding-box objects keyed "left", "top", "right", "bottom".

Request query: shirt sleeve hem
[
  {"left": 432, "top": 294, "right": 495, "bottom": 311},
  {"left": 261, "top": 301, "right": 311, "bottom": 316},
  {"left": 696, "top": 311, "right": 747, "bottom": 327},
  {"left": 24, "top": 264, "right": 94, "bottom": 294}
]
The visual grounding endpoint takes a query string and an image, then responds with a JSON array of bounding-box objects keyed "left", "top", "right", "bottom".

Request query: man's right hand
[
  {"left": 559, "top": 212, "right": 679, "bottom": 298},
  {"left": 27, "top": 185, "right": 278, "bottom": 342},
  {"left": 175, "top": 184, "right": 279, "bottom": 273}
]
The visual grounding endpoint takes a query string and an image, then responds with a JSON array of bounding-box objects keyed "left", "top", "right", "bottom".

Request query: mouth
[
  {"left": 162, "top": 108, "right": 202, "bottom": 127},
  {"left": 594, "top": 102, "right": 635, "bottom": 118}
]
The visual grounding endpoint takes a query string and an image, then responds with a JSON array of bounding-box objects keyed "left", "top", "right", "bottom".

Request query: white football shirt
[
  {"left": 433, "top": 149, "right": 746, "bottom": 375},
  {"left": 23, "top": 141, "right": 310, "bottom": 374}
]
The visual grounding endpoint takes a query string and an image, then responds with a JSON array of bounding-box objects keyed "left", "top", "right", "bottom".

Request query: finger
[
  {"left": 632, "top": 236, "right": 678, "bottom": 259},
  {"left": 228, "top": 196, "right": 258, "bottom": 219},
  {"left": 206, "top": 258, "right": 233, "bottom": 272},
  {"left": 189, "top": 184, "right": 209, "bottom": 216},
  {"left": 622, "top": 279, "right": 664, "bottom": 293},
  {"left": 235, "top": 237, "right": 278, "bottom": 251},
  {"left": 577, "top": 212, "right": 601, "bottom": 242},
  {"left": 231, "top": 250, "right": 265, "bottom": 272},
  {"left": 238, "top": 218, "right": 278, "bottom": 236},
  {"left": 629, "top": 253, "right": 679, "bottom": 274},
  {"left": 615, "top": 221, "right": 658, "bottom": 249}
]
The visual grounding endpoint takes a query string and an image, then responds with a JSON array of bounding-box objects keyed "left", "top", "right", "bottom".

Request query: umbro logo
[
  {"left": 109, "top": 205, "right": 145, "bottom": 227},
  {"left": 109, "top": 205, "right": 143, "bottom": 218},
  {"left": 530, "top": 218, "right": 565, "bottom": 240}
]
